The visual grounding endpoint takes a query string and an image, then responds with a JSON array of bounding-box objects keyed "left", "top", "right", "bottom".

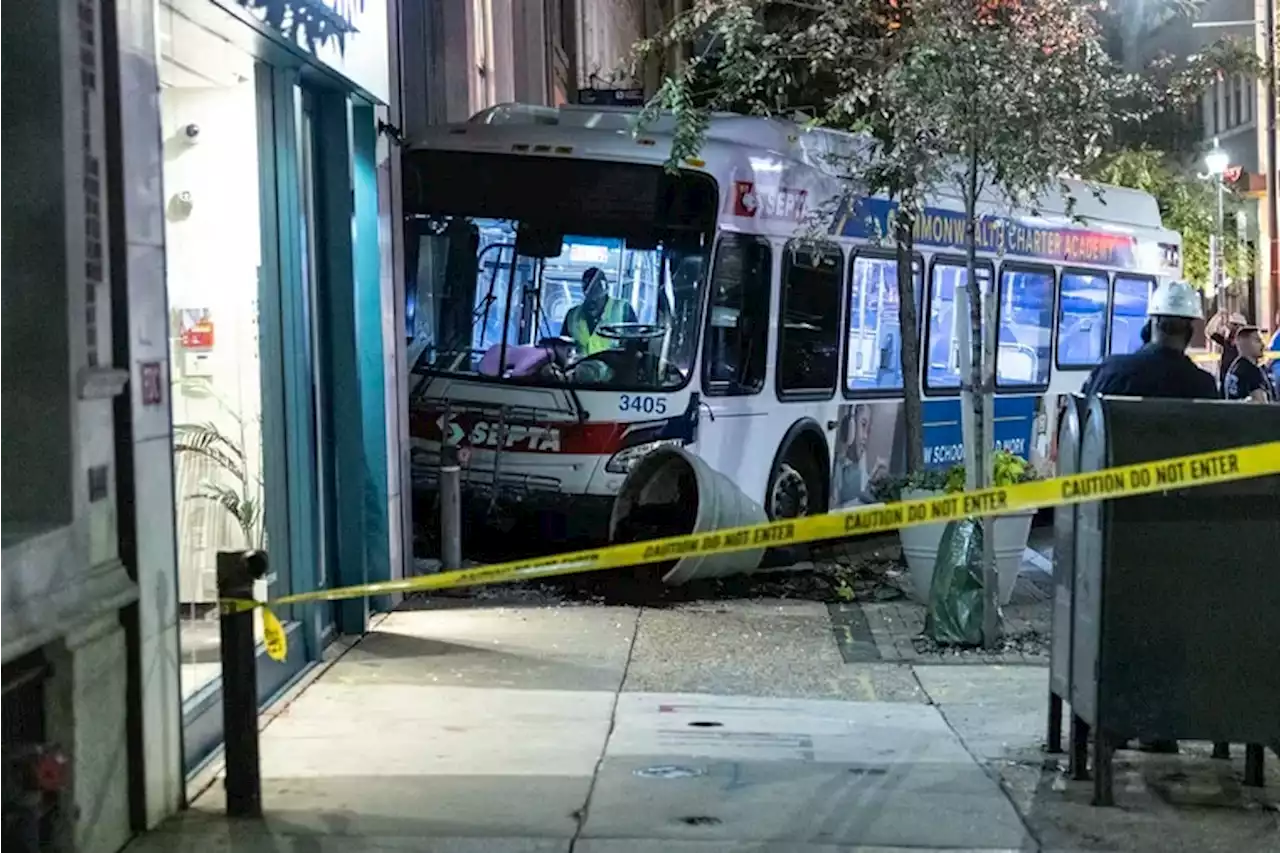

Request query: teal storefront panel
[
  {"left": 308, "top": 93, "right": 393, "bottom": 631},
  {"left": 352, "top": 103, "right": 393, "bottom": 615},
  {"left": 174, "top": 0, "right": 394, "bottom": 774}
]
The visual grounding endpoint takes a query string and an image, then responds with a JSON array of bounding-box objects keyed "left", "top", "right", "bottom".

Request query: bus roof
[{"left": 408, "top": 102, "right": 1182, "bottom": 276}]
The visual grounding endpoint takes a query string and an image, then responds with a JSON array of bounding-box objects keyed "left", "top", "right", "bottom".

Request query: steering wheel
[{"left": 596, "top": 322, "right": 666, "bottom": 341}]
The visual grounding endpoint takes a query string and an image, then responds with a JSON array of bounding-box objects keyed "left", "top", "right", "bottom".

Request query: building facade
[
  {"left": 4, "top": 0, "right": 661, "bottom": 847},
  {"left": 3, "top": 0, "right": 406, "bottom": 848},
  {"left": 1134, "top": 0, "right": 1277, "bottom": 328},
  {"left": 150, "top": 0, "right": 407, "bottom": 778},
  {"left": 398, "top": 0, "right": 652, "bottom": 136}
]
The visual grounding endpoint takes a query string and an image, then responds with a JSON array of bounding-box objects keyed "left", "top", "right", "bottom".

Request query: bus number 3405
[{"left": 618, "top": 395, "right": 667, "bottom": 415}]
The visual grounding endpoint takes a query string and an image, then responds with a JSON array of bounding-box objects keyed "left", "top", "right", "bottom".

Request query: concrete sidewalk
[{"left": 130, "top": 596, "right": 1279, "bottom": 853}]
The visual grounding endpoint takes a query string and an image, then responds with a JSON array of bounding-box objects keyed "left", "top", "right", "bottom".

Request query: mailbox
[
  {"left": 1069, "top": 397, "right": 1280, "bottom": 805},
  {"left": 1047, "top": 394, "right": 1085, "bottom": 775}
]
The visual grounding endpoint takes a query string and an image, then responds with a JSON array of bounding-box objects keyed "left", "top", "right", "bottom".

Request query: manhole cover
[
  {"left": 634, "top": 764, "right": 705, "bottom": 779},
  {"left": 688, "top": 720, "right": 723, "bottom": 728}
]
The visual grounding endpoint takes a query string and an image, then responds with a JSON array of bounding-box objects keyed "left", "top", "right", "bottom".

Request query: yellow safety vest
[{"left": 569, "top": 298, "right": 629, "bottom": 355}]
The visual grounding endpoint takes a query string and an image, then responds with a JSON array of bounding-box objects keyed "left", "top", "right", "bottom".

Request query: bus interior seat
[{"left": 997, "top": 344, "right": 1038, "bottom": 384}]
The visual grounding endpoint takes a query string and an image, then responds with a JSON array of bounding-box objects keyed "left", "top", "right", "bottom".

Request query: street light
[
  {"left": 1204, "top": 143, "right": 1229, "bottom": 178},
  {"left": 1206, "top": 139, "right": 1229, "bottom": 298}
]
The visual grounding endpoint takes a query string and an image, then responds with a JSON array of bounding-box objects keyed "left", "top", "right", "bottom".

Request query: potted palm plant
[
  {"left": 871, "top": 451, "right": 1037, "bottom": 605},
  {"left": 173, "top": 421, "right": 265, "bottom": 552}
]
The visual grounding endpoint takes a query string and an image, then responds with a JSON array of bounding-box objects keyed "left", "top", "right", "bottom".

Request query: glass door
[
  {"left": 159, "top": 8, "right": 274, "bottom": 769},
  {"left": 161, "top": 4, "right": 309, "bottom": 771},
  {"left": 296, "top": 84, "right": 339, "bottom": 641}
]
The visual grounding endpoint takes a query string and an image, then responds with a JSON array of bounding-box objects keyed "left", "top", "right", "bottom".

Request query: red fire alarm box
[{"left": 179, "top": 308, "right": 215, "bottom": 349}]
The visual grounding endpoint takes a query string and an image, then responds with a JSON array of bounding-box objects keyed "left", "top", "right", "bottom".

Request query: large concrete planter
[
  {"left": 610, "top": 446, "right": 768, "bottom": 586},
  {"left": 900, "top": 488, "right": 1032, "bottom": 605}
]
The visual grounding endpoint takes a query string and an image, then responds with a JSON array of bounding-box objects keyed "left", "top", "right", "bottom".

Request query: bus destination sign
[{"left": 836, "top": 197, "right": 1145, "bottom": 270}]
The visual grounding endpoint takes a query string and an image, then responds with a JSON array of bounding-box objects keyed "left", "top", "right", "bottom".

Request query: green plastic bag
[{"left": 924, "top": 518, "right": 985, "bottom": 647}]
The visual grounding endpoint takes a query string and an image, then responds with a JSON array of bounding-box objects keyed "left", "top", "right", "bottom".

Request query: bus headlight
[{"left": 605, "top": 439, "right": 684, "bottom": 474}]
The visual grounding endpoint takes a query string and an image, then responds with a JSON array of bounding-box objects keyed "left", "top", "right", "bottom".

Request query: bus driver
[{"left": 561, "top": 267, "right": 637, "bottom": 355}]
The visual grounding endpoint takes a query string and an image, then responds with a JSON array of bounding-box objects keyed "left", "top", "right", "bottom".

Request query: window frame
[
  {"left": 922, "top": 254, "right": 994, "bottom": 398},
  {"left": 1105, "top": 272, "right": 1155, "bottom": 357},
  {"left": 1054, "top": 266, "right": 1112, "bottom": 372},
  {"left": 840, "top": 248, "right": 924, "bottom": 401},
  {"left": 700, "top": 231, "right": 774, "bottom": 398},
  {"left": 775, "top": 238, "right": 845, "bottom": 402},
  {"left": 993, "top": 261, "right": 1057, "bottom": 393}
]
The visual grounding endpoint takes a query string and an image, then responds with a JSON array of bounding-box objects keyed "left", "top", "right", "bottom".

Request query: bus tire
[
  {"left": 762, "top": 442, "right": 826, "bottom": 569},
  {"left": 766, "top": 439, "right": 827, "bottom": 522}
]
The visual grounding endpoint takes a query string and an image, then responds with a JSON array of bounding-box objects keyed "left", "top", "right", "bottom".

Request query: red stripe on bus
[{"left": 410, "top": 410, "right": 628, "bottom": 455}]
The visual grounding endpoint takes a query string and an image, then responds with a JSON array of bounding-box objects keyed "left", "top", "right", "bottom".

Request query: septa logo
[
  {"left": 732, "top": 180, "right": 807, "bottom": 221},
  {"left": 733, "top": 181, "right": 759, "bottom": 217}
]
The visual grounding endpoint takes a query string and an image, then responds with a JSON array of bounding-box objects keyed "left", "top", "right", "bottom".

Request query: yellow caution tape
[
  {"left": 240, "top": 440, "right": 1280, "bottom": 662},
  {"left": 261, "top": 607, "right": 287, "bottom": 662}
]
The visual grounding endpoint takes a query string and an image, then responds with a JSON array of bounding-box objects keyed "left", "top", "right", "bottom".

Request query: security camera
[
  {"left": 168, "top": 191, "right": 194, "bottom": 220},
  {"left": 182, "top": 123, "right": 200, "bottom": 143}
]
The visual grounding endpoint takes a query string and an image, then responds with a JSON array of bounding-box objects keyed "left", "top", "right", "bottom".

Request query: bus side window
[
  {"left": 924, "top": 261, "right": 993, "bottom": 393},
  {"left": 702, "top": 234, "right": 771, "bottom": 396},
  {"left": 1109, "top": 275, "right": 1153, "bottom": 356},
  {"left": 1056, "top": 270, "right": 1109, "bottom": 369},
  {"left": 846, "top": 254, "right": 921, "bottom": 394},
  {"left": 778, "top": 240, "right": 842, "bottom": 396},
  {"left": 995, "top": 265, "right": 1054, "bottom": 388}
]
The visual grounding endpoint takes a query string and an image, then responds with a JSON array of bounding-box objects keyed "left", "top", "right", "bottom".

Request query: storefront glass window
[{"left": 159, "top": 2, "right": 269, "bottom": 703}]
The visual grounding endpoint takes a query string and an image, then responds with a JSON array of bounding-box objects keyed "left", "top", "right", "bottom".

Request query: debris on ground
[
  {"left": 407, "top": 535, "right": 907, "bottom": 607},
  {"left": 910, "top": 626, "right": 1050, "bottom": 658}
]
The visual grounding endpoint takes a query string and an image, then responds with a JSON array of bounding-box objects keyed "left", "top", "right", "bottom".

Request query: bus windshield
[
  {"left": 403, "top": 151, "right": 717, "bottom": 391},
  {"left": 408, "top": 218, "right": 706, "bottom": 389}
]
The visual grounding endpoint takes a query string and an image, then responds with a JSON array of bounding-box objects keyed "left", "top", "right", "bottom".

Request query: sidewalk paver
[
  {"left": 580, "top": 692, "right": 1031, "bottom": 850},
  {"left": 916, "top": 661, "right": 1280, "bottom": 853},
  {"left": 127, "top": 589, "right": 1278, "bottom": 853},
  {"left": 327, "top": 602, "right": 639, "bottom": 691},
  {"left": 625, "top": 600, "right": 925, "bottom": 702},
  {"left": 914, "top": 665, "right": 1049, "bottom": 762}
]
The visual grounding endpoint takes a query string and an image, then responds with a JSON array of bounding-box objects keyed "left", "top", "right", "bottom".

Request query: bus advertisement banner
[
  {"left": 834, "top": 198, "right": 1144, "bottom": 271},
  {"left": 832, "top": 396, "right": 1044, "bottom": 509}
]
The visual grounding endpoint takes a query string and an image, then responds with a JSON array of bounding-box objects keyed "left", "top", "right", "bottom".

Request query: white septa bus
[{"left": 402, "top": 103, "right": 1183, "bottom": 561}]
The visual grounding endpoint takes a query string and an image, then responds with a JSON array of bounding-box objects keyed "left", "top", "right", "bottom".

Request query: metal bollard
[
  {"left": 1243, "top": 744, "right": 1265, "bottom": 787},
  {"left": 440, "top": 444, "right": 462, "bottom": 571},
  {"left": 217, "top": 550, "right": 269, "bottom": 818}
]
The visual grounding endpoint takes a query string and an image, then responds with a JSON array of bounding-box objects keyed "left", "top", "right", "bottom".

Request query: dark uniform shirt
[
  {"left": 1223, "top": 356, "right": 1276, "bottom": 402},
  {"left": 1081, "top": 344, "right": 1219, "bottom": 400},
  {"left": 1210, "top": 331, "right": 1237, "bottom": 386}
]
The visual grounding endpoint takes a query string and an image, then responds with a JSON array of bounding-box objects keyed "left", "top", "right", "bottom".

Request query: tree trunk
[
  {"left": 962, "top": 135, "right": 1000, "bottom": 649},
  {"left": 895, "top": 213, "right": 925, "bottom": 473}
]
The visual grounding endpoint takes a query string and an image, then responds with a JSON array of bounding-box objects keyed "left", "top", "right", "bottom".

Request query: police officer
[
  {"left": 1206, "top": 309, "right": 1247, "bottom": 388},
  {"left": 1222, "top": 325, "right": 1276, "bottom": 403},
  {"left": 1082, "top": 280, "right": 1218, "bottom": 400}
]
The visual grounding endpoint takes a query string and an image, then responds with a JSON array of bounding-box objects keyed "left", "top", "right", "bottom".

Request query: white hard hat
[{"left": 1147, "top": 280, "right": 1202, "bottom": 320}]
